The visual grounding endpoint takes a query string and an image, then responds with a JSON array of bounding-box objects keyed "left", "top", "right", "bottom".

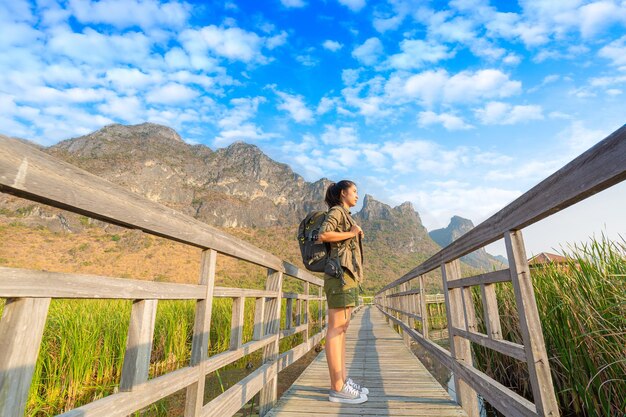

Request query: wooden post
[
  {"left": 253, "top": 297, "right": 266, "bottom": 341},
  {"left": 318, "top": 286, "right": 323, "bottom": 329},
  {"left": 296, "top": 298, "right": 302, "bottom": 326},
  {"left": 185, "top": 249, "right": 217, "bottom": 417},
  {"left": 401, "top": 283, "right": 411, "bottom": 347},
  {"left": 505, "top": 230, "right": 559, "bottom": 417},
  {"left": 480, "top": 283, "right": 502, "bottom": 339},
  {"left": 230, "top": 297, "right": 245, "bottom": 350},
  {"left": 419, "top": 275, "right": 429, "bottom": 339},
  {"left": 442, "top": 260, "right": 480, "bottom": 417},
  {"left": 259, "top": 269, "right": 283, "bottom": 417},
  {"left": 303, "top": 282, "right": 310, "bottom": 341},
  {"left": 120, "top": 299, "right": 158, "bottom": 391},
  {"left": 285, "top": 298, "right": 293, "bottom": 331},
  {"left": 0, "top": 297, "right": 51, "bottom": 417}
]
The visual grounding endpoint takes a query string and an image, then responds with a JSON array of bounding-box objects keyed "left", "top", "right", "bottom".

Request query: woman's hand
[{"left": 350, "top": 224, "right": 364, "bottom": 239}]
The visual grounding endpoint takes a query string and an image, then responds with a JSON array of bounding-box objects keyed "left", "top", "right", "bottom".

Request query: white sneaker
[
  {"left": 346, "top": 377, "right": 369, "bottom": 394},
  {"left": 329, "top": 381, "right": 368, "bottom": 404}
]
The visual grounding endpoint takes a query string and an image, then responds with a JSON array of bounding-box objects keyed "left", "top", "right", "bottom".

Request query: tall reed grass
[
  {"left": 3, "top": 296, "right": 322, "bottom": 416},
  {"left": 472, "top": 236, "right": 625, "bottom": 417}
]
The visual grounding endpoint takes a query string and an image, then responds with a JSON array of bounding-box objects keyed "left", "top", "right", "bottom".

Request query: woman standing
[{"left": 318, "top": 180, "right": 368, "bottom": 404}]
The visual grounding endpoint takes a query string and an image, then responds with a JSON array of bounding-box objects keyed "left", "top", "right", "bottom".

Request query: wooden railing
[
  {"left": 0, "top": 137, "right": 332, "bottom": 417},
  {"left": 375, "top": 124, "right": 626, "bottom": 417}
]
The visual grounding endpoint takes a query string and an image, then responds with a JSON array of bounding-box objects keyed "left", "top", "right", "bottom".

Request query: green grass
[
  {"left": 0, "top": 296, "right": 323, "bottom": 416},
  {"left": 471, "top": 235, "right": 626, "bottom": 417}
]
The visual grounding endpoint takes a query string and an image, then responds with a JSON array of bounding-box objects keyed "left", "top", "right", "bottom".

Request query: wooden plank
[
  {"left": 303, "top": 282, "right": 310, "bottom": 341},
  {"left": 480, "top": 283, "right": 503, "bottom": 340},
  {"left": 203, "top": 361, "right": 277, "bottom": 417},
  {"left": 419, "top": 275, "right": 429, "bottom": 339},
  {"left": 58, "top": 366, "right": 200, "bottom": 417},
  {"left": 230, "top": 297, "right": 245, "bottom": 350},
  {"left": 0, "top": 136, "right": 320, "bottom": 280},
  {"left": 377, "top": 307, "right": 538, "bottom": 417},
  {"left": 451, "top": 327, "right": 526, "bottom": 361},
  {"left": 185, "top": 249, "right": 217, "bottom": 417},
  {"left": 285, "top": 298, "right": 293, "bottom": 330},
  {"left": 442, "top": 261, "right": 479, "bottom": 417},
  {"left": 0, "top": 266, "right": 206, "bottom": 299},
  {"left": 0, "top": 297, "right": 51, "bottom": 417},
  {"left": 446, "top": 269, "right": 511, "bottom": 289},
  {"left": 259, "top": 270, "right": 284, "bottom": 416},
  {"left": 280, "top": 323, "right": 308, "bottom": 340},
  {"left": 387, "top": 288, "right": 421, "bottom": 297},
  {"left": 270, "top": 306, "right": 468, "bottom": 417},
  {"left": 253, "top": 297, "right": 266, "bottom": 340},
  {"left": 214, "top": 287, "right": 278, "bottom": 298},
  {"left": 385, "top": 306, "right": 421, "bottom": 321},
  {"left": 505, "top": 230, "right": 559, "bottom": 417},
  {"left": 378, "top": 124, "right": 626, "bottom": 294},
  {"left": 282, "top": 262, "right": 324, "bottom": 287},
  {"left": 120, "top": 299, "right": 158, "bottom": 391}
]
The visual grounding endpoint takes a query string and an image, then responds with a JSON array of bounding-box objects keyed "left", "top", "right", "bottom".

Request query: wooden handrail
[
  {"left": 375, "top": 124, "right": 626, "bottom": 417},
  {"left": 0, "top": 135, "right": 321, "bottom": 285},
  {"left": 0, "top": 136, "right": 328, "bottom": 417}
]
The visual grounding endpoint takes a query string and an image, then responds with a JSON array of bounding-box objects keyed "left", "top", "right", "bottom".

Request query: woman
[{"left": 318, "top": 180, "right": 368, "bottom": 404}]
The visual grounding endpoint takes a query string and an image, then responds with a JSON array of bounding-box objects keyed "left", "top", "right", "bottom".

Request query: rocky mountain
[
  {"left": 429, "top": 216, "right": 507, "bottom": 270},
  {"left": 48, "top": 123, "right": 330, "bottom": 228},
  {"left": 1, "top": 122, "right": 500, "bottom": 292},
  {"left": 355, "top": 195, "right": 439, "bottom": 255}
]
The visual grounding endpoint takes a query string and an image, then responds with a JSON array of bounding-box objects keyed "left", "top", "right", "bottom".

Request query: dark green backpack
[{"left": 297, "top": 210, "right": 330, "bottom": 272}]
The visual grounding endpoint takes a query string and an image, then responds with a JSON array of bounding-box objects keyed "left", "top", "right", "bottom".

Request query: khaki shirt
[{"left": 320, "top": 205, "right": 363, "bottom": 281}]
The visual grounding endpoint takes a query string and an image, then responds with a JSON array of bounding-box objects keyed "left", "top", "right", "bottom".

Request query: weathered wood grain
[
  {"left": 185, "top": 249, "right": 217, "bottom": 417},
  {"left": 451, "top": 327, "right": 525, "bottom": 361},
  {"left": 442, "top": 261, "right": 479, "bottom": 417},
  {"left": 120, "top": 299, "right": 158, "bottom": 392},
  {"left": 0, "top": 297, "right": 51, "bottom": 417},
  {"left": 446, "top": 269, "right": 511, "bottom": 289},
  {"left": 377, "top": 306, "right": 538, "bottom": 417},
  {"left": 505, "top": 230, "right": 559, "bottom": 417}
]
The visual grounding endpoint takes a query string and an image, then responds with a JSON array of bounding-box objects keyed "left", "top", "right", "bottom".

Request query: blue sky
[{"left": 1, "top": 0, "right": 625, "bottom": 256}]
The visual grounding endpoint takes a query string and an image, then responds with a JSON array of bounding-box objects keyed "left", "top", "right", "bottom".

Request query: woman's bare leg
[
  {"left": 341, "top": 307, "right": 352, "bottom": 382},
  {"left": 326, "top": 307, "right": 350, "bottom": 391}
]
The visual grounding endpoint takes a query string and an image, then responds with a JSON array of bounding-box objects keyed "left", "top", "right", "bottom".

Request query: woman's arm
[{"left": 319, "top": 225, "right": 363, "bottom": 243}]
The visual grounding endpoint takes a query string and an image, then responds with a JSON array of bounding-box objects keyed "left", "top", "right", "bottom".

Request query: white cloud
[
  {"left": 97, "top": 95, "right": 144, "bottom": 122},
  {"left": 316, "top": 96, "right": 338, "bottom": 115},
  {"left": 352, "top": 37, "right": 383, "bottom": 65},
  {"left": 400, "top": 69, "right": 521, "bottom": 106},
  {"left": 475, "top": 101, "right": 543, "bottom": 125},
  {"left": 386, "top": 39, "right": 454, "bottom": 69},
  {"left": 145, "top": 83, "right": 199, "bottom": 104},
  {"left": 49, "top": 27, "right": 153, "bottom": 66},
  {"left": 338, "top": 0, "right": 366, "bottom": 12},
  {"left": 598, "top": 35, "right": 626, "bottom": 67},
  {"left": 275, "top": 91, "right": 314, "bottom": 123},
  {"left": 214, "top": 97, "right": 279, "bottom": 146},
  {"left": 266, "top": 31, "right": 288, "bottom": 49},
  {"left": 179, "top": 25, "right": 267, "bottom": 63},
  {"left": 418, "top": 111, "right": 473, "bottom": 130},
  {"left": 321, "top": 125, "right": 359, "bottom": 145},
  {"left": 323, "top": 40, "right": 343, "bottom": 51},
  {"left": 503, "top": 53, "right": 522, "bottom": 65},
  {"left": 391, "top": 185, "right": 521, "bottom": 231},
  {"left": 281, "top": 0, "right": 307, "bottom": 7},
  {"left": 68, "top": 0, "right": 190, "bottom": 30},
  {"left": 557, "top": 120, "right": 608, "bottom": 154}
]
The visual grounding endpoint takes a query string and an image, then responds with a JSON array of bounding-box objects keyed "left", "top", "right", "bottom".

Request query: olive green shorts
[{"left": 324, "top": 270, "right": 360, "bottom": 309}]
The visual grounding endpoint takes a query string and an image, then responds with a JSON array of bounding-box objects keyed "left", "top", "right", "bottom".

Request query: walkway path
[{"left": 267, "top": 306, "right": 467, "bottom": 417}]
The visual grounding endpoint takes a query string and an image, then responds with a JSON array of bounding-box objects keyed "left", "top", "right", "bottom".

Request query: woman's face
[{"left": 341, "top": 185, "right": 358, "bottom": 208}]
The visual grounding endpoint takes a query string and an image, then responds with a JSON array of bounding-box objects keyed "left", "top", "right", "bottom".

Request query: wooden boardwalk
[{"left": 267, "top": 306, "right": 467, "bottom": 417}]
